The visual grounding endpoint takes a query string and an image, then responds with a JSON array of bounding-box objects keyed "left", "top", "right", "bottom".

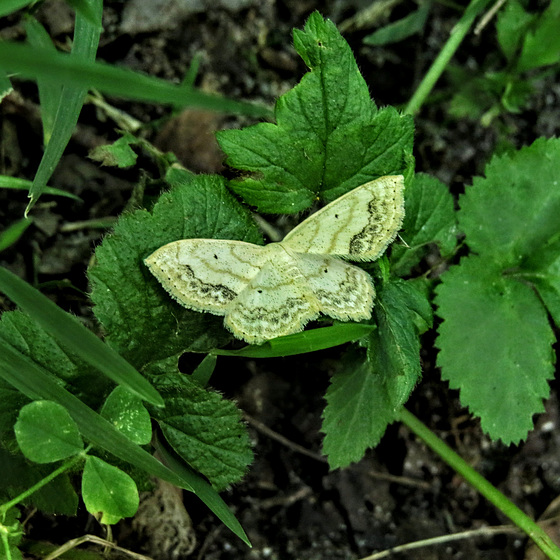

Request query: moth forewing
[{"left": 144, "top": 239, "right": 269, "bottom": 315}]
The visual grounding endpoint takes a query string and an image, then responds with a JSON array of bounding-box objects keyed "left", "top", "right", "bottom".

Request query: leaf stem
[
  {"left": 404, "top": 0, "right": 493, "bottom": 115},
  {"left": 0, "top": 453, "right": 85, "bottom": 516},
  {"left": 399, "top": 408, "right": 560, "bottom": 559}
]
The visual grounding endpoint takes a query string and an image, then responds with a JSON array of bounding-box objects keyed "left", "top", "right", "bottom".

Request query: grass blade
[
  {"left": 0, "top": 43, "right": 273, "bottom": 119},
  {"left": 154, "top": 431, "right": 251, "bottom": 546},
  {"left": 0, "top": 266, "right": 164, "bottom": 407},
  {"left": 212, "top": 324, "right": 376, "bottom": 358},
  {"left": 0, "top": 218, "right": 32, "bottom": 252},
  {"left": 0, "top": 175, "right": 82, "bottom": 201},
  {"left": 24, "top": 17, "right": 61, "bottom": 145},
  {"left": 27, "top": 0, "right": 103, "bottom": 213}
]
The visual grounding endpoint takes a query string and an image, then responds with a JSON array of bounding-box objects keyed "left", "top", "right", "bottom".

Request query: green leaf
[
  {"left": 24, "top": 17, "right": 60, "bottom": 145},
  {"left": 435, "top": 138, "right": 560, "bottom": 443},
  {"left": 322, "top": 350, "right": 390, "bottom": 468},
  {"left": 322, "top": 279, "right": 427, "bottom": 468},
  {"left": 153, "top": 431, "right": 250, "bottom": 546},
  {"left": 151, "top": 374, "right": 252, "bottom": 490},
  {"left": 0, "top": 219, "right": 32, "bottom": 253},
  {"left": 101, "top": 387, "right": 152, "bottom": 445},
  {"left": 368, "top": 278, "right": 428, "bottom": 406},
  {"left": 496, "top": 0, "right": 536, "bottom": 61},
  {"left": 89, "top": 134, "right": 139, "bottom": 168},
  {"left": 0, "top": 447, "right": 78, "bottom": 515},
  {"left": 0, "top": 43, "right": 271, "bottom": 119},
  {"left": 363, "top": 3, "right": 430, "bottom": 46},
  {"left": 14, "top": 401, "right": 83, "bottom": 463},
  {"left": 0, "top": 73, "right": 12, "bottom": 101},
  {"left": 0, "top": 508, "right": 22, "bottom": 560},
  {"left": 517, "top": 0, "right": 560, "bottom": 72},
  {"left": 27, "top": 0, "right": 103, "bottom": 213},
  {"left": 217, "top": 12, "right": 413, "bottom": 213},
  {"left": 527, "top": 234, "right": 560, "bottom": 329},
  {"left": 0, "top": 344, "right": 249, "bottom": 543},
  {"left": 0, "top": 0, "right": 33, "bottom": 17},
  {"left": 190, "top": 354, "right": 217, "bottom": 387},
  {"left": 459, "top": 137, "right": 560, "bottom": 265},
  {"left": 392, "top": 173, "right": 457, "bottom": 276},
  {"left": 0, "top": 175, "right": 82, "bottom": 201},
  {"left": 88, "top": 172, "right": 263, "bottom": 361},
  {"left": 213, "top": 323, "right": 375, "bottom": 358},
  {"left": 0, "top": 268, "right": 163, "bottom": 407},
  {"left": 435, "top": 256, "right": 554, "bottom": 443},
  {"left": 82, "top": 456, "right": 139, "bottom": 524}
]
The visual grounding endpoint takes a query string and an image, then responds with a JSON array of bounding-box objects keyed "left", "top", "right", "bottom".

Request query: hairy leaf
[
  {"left": 322, "top": 279, "right": 428, "bottom": 468},
  {"left": 217, "top": 12, "right": 413, "bottom": 213},
  {"left": 392, "top": 173, "right": 457, "bottom": 276},
  {"left": 150, "top": 373, "right": 253, "bottom": 490}
]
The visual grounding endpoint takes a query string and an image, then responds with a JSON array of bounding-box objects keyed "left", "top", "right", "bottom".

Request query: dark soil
[{"left": 1, "top": 1, "right": 559, "bottom": 559}]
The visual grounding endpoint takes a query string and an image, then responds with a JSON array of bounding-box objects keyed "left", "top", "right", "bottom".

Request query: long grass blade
[
  {"left": 26, "top": 0, "right": 103, "bottom": 214},
  {"left": 0, "top": 267, "right": 164, "bottom": 407},
  {"left": 0, "top": 43, "right": 273, "bottom": 119}
]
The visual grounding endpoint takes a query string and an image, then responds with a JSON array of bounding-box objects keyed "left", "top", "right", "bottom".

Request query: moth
[{"left": 145, "top": 175, "right": 405, "bottom": 344}]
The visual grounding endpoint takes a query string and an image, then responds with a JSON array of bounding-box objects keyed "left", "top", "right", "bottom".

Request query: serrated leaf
[
  {"left": 88, "top": 172, "right": 263, "bottom": 362},
  {"left": 435, "top": 256, "right": 554, "bottom": 443},
  {"left": 392, "top": 173, "right": 457, "bottom": 276},
  {"left": 15, "top": 400, "right": 83, "bottom": 463},
  {"left": 529, "top": 236, "right": 560, "bottom": 330},
  {"left": 82, "top": 456, "right": 139, "bottom": 524},
  {"left": 322, "top": 351, "right": 395, "bottom": 469},
  {"left": 151, "top": 374, "right": 252, "bottom": 490},
  {"left": 89, "top": 134, "right": 138, "bottom": 168},
  {"left": 369, "top": 279, "right": 428, "bottom": 407},
  {"left": 101, "top": 386, "right": 152, "bottom": 445},
  {"left": 216, "top": 12, "right": 413, "bottom": 213},
  {"left": 322, "top": 279, "right": 427, "bottom": 468},
  {"left": 459, "top": 137, "right": 560, "bottom": 265}
]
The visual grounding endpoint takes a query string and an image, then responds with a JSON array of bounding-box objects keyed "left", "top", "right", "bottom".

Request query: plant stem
[
  {"left": 0, "top": 453, "right": 85, "bottom": 516},
  {"left": 399, "top": 408, "right": 560, "bottom": 559},
  {"left": 404, "top": 0, "right": 493, "bottom": 115}
]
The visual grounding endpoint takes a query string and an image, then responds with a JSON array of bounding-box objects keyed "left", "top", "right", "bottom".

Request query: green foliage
[
  {"left": 82, "top": 456, "right": 139, "bottom": 525},
  {"left": 2, "top": 5, "right": 560, "bottom": 557},
  {"left": 323, "top": 278, "right": 432, "bottom": 467},
  {"left": 391, "top": 173, "right": 457, "bottom": 276},
  {"left": 100, "top": 387, "right": 152, "bottom": 446},
  {"left": 363, "top": 3, "right": 431, "bottom": 46},
  {"left": 217, "top": 12, "right": 413, "bottom": 213},
  {"left": 150, "top": 374, "right": 253, "bottom": 491},
  {"left": 448, "top": 0, "right": 560, "bottom": 122},
  {"left": 15, "top": 401, "right": 83, "bottom": 463},
  {"left": 89, "top": 133, "right": 140, "bottom": 168},
  {"left": 435, "top": 138, "right": 560, "bottom": 443}
]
